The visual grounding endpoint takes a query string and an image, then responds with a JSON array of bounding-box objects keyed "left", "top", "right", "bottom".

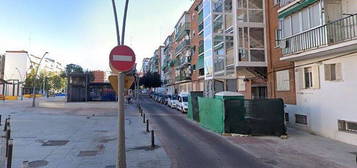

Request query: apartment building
[
  {"left": 158, "top": 46, "right": 165, "bottom": 84},
  {"left": 277, "top": 0, "right": 357, "bottom": 145},
  {"left": 174, "top": 12, "right": 193, "bottom": 93},
  {"left": 201, "top": 0, "right": 267, "bottom": 98},
  {"left": 162, "top": 34, "right": 176, "bottom": 94},
  {"left": 266, "top": 0, "right": 296, "bottom": 105},
  {"left": 191, "top": 0, "right": 205, "bottom": 92},
  {"left": 142, "top": 58, "right": 150, "bottom": 74},
  {"left": 1, "top": 51, "right": 30, "bottom": 96}
]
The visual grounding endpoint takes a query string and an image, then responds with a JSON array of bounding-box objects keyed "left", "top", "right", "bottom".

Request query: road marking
[{"left": 113, "top": 55, "right": 132, "bottom": 62}]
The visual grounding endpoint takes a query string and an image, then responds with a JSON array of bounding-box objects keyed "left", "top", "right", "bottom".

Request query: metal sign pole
[
  {"left": 117, "top": 72, "right": 126, "bottom": 168},
  {"left": 111, "top": 0, "right": 131, "bottom": 167}
]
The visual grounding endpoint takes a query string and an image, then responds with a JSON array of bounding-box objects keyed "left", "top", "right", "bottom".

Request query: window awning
[{"left": 278, "top": 0, "right": 318, "bottom": 19}]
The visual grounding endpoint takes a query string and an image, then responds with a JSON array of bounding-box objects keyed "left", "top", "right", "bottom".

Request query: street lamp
[{"left": 32, "top": 52, "right": 49, "bottom": 107}]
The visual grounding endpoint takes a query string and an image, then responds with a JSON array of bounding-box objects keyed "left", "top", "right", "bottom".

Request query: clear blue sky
[{"left": 0, "top": 0, "right": 193, "bottom": 71}]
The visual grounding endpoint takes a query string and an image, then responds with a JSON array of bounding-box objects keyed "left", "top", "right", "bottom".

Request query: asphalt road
[{"left": 139, "top": 95, "right": 270, "bottom": 168}]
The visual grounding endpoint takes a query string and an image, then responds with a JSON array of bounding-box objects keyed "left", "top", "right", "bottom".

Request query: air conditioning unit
[{"left": 280, "top": 40, "right": 289, "bottom": 48}]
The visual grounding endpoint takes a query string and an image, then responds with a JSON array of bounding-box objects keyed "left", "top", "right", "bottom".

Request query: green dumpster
[{"left": 187, "top": 91, "right": 203, "bottom": 122}]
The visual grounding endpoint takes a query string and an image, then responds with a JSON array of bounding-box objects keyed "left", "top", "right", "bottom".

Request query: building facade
[
  {"left": 1, "top": 51, "right": 30, "bottom": 96},
  {"left": 201, "top": 0, "right": 267, "bottom": 98},
  {"left": 266, "top": 0, "right": 297, "bottom": 105},
  {"left": 92, "top": 70, "right": 105, "bottom": 83},
  {"left": 143, "top": 0, "right": 268, "bottom": 98},
  {"left": 191, "top": 0, "right": 205, "bottom": 92},
  {"left": 141, "top": 58, "right": 150, "bottom": 74},
  {"left": 276, "top": 0, "right": 357, "bottom": 145}
]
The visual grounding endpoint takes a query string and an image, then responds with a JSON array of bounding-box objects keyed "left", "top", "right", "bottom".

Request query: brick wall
[{"left": 266, "top": 0, "right": 296, "bottom": 104}]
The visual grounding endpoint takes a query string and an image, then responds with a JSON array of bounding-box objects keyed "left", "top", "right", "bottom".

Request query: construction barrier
[
  {"left": 197, "top": 93, "right": 286, "bottom": 136},
  {"left": 198, "top": 97, "right": 225, "bottom": 133},
  {"left": 244, "top": 99, "right": 286, "bottom": 136},
  {"left": 187, "top": 91, "right": 203, "bottom": 122}
]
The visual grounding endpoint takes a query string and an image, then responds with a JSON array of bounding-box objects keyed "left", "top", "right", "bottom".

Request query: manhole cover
[
  {"left": 28, "top": 160, "right": 48, "bottom": 168},
  {"left": 78, "top": 151, "right": 98, "bottom": 157},
  {"left": 42, "top": 140, "right": 69, "bottom": 146}
]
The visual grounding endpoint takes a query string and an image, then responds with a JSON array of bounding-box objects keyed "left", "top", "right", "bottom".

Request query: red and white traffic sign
[{"left": 109, "top": 45, "right": 136, "bottom": 72}]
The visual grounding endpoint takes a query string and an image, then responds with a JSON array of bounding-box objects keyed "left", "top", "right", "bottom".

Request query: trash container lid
[{"left": 215, "top": 91, "right": 243, "bottom": 97}]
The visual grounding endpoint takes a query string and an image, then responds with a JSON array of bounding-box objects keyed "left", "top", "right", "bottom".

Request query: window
[
  {"left": 310, "top": 3, "right": 321, "bottom": 28},
  {"left": 249, "top": 0, "right": 263, "bottom": 9},
  {"left": 276, "top": 70, "right": 290, "bottom": 91},
  {"left": 295, "top": 114, "right": 308, "bottom": 125},
  {"left": 283, "top": 16, "right": 292, "bottom": 37},
  {"left": 324, "top": 63, "right": 342, "bottom": 81},
  {"left": 297, "top": 65, "right": 320, "bottom": 90},
  {"left": 250, "top": 50, "right": 265, "bottom": 62},
  {"left": 250, "top": 28, "right": 264, "bottom": 48},
  {"left": 237, "top": 0, "right": 247, "bottom": 8},
  {"left": 275, "top": 28, "right": 282, "bottom": 47},
  {"left": 248, "top": 10, "right": 263, "bottom": 23},
  {"left": 301, "top": 8, "right": 310, "bottom": 31},
  {"left": 304, "top": 67, "right": 313, "bottom": 89},
  {"left": 291, "top": 13, "right": 301, "bottom": 35},
  {"left": 237, "top": 9, "right": 248, "bottom": 22},
  {"left": 281, "top": 2, "right": 322, "bottom": 38},
  {"left": 338, "top": 120, "right": 357, "bottom": 133}
]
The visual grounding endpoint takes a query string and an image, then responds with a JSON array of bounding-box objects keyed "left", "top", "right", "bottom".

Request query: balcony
[
  {"left": 280, "top": 14, "right": 357, "bottom": 60},
  {"left": 177, "top": 56, "right": 191, "bottom": 69},
  {"left": 175, "top": 40, "right": 191, "bottom": 55},
  {"left": 175, "top": 73, "right": 191, "bottom": 82},
  {"left": 175, "top": 23, "right": 190, "bottom": 41}
]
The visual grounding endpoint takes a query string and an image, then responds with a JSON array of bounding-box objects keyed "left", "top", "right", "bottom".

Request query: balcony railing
[
  {"left": 281, "top": 14, "right": 357, "bottom": 56},
  {"left": 175, "top": 23, "right": 190, "bottom": 41},
  {"left": 175, "top": 74, "right": 191, "bottom": 82},
  {"left": 175, "top": 40, "right": 191, "bottom": 54}
]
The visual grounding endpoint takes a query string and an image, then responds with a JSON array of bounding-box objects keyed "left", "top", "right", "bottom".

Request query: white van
[{"left": 177, "top": 93, "right": 189, "bottom": 113}]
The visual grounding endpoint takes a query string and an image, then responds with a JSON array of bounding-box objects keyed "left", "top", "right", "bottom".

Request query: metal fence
[{"left": 282, "top": 14, "right": 357, "bottom": 55}]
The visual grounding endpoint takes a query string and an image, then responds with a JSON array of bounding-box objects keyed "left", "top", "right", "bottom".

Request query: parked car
[
  {"left": 158, "top": 94, "right": 165, "bottom": 104},
  {"left": 164, "top": 95, "right": 171, "bottom": 105},
  {"left": 169, "top": 95, "right": 179, "bottom": 109},
  {"left": 177, "top": 93, "right": 189, "bottom": 113},
  {"left": 154, "top": 94, "right": 159, "bottom": 102}
]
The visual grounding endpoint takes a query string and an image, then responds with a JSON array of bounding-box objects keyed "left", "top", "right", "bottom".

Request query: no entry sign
[{"left": 109, "top": 45, "right": 136, "bottom": 72}]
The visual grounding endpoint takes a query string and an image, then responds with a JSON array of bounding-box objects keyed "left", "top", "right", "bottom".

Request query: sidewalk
[
  {"left": 0, "top": 99, "right": 170, "bottom": 168},
  {"left": 225, "top": 127, "right": 357, "bottom": 168}
]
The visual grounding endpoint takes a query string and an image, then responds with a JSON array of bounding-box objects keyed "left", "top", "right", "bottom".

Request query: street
[{"left": 139, "top": 95, "right": 270, "bottom": 168}]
